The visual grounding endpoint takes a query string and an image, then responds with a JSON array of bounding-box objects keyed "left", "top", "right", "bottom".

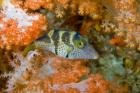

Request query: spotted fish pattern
[{"left": 35, "top": 29, "right": 99, "bottom": 59}]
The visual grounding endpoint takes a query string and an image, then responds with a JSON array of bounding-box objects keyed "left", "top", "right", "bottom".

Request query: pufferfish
[{"left": 34, "top": 29, "right": 99, "bottom": 59}]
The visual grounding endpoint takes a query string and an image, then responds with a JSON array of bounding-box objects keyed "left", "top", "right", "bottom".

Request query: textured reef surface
[{"left": 0, "top": 0, "right": 140, "bottom": 93}]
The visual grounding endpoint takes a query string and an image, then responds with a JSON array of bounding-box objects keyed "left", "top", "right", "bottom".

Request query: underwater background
[{"left": 0, "top": 0, "right": 140, "bottom": 93}]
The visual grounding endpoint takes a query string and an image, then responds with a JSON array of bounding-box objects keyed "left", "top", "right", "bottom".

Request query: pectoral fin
[{"left": 23, "top": 43, "right": 36, "bottom": 56}]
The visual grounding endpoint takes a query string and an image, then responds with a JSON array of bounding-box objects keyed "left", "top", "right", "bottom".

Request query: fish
[{"left": 34, "top": 29, "right": 99, "bottom": 59}]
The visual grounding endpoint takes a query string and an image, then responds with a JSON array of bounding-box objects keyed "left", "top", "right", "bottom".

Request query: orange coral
[
  {"left": 79, "top": 20, "right": 94, "bottom": 35},
  {"left": 7, "top": 52, "right": 128, "bottom": 93},
  {"left": 0, "top": 14, "right": 46, "bottom": 49},
  {"left": 97, "top": 0, "right": 140, "bottom": 51},
  {"left": 0, "top": 0, "right": 46, "bottom": 49},
  {"left": 109, "top": 37, "right": 125, "bottom": 46},
  {"left": 24, "top": 0, "right": 48, "bottom": 10},
  {"left": 112, "top": 0, "right": 140, "bottom": 50},
  {"left": 21, "top": 56, "right": 113, "bottom": 93},
  {"left": 24, "top": 0, "right": 55, "bottom": 10},
  {"left": 88, "top": 74, "right": 110, "bottom": 93},
  {"left": 44, "top": 74, "right": 111, "bottom": 93},
  {"left": 23, "top": 0, "right": 101, "bottom": 19},
  {"left": 47, "top": 57, "right": 89, "bottom": 84}
]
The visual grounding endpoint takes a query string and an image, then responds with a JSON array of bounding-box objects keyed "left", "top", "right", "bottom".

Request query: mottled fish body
[{"left": 35, "top": 29, "right": 99, "bottom": 59}]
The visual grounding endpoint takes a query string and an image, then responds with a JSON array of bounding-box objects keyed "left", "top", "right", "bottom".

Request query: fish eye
[{"left": 78, "top": 41, "right": 84, "bottom": 48}]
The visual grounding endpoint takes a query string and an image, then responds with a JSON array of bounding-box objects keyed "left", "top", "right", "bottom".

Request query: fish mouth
[{"left": 83, "top": 45, "right": 99, "bottom": 59}]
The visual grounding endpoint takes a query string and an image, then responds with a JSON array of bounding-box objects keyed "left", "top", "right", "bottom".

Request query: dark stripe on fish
[
  {"left": 36, "top": 34, "right": 51, "bottom": 43},
  {"left": 72, "top": 32, "right": 82, "bottom": 43},
  {"left": 62, "top": 31, "right": 70, "bottom": 44},
  {"left": 51, "top": 29, "right": 59, "bottom": 55}
]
